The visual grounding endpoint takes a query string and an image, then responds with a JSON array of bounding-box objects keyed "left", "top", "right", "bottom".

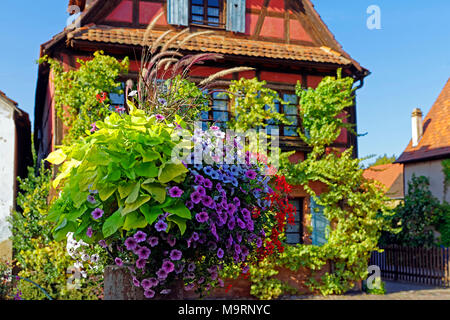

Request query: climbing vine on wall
[
  {"left": 39, "top": 51, "right": 129, "bottom": 144},
  {"left": 223, "top": 70, "right": 396, "bottom": 298}
]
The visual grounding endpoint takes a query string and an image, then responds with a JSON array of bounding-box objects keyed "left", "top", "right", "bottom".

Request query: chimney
[{"left": 411, "top": 108, "right": 423, "bottom": 147}]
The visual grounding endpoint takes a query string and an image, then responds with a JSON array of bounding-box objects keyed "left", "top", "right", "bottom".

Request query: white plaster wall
[
  {"left": 0, "top": 101, "right": 15, "bottom": 243},
  {"left": 404, "top": 159, "right": 449, "bottom": 203}
]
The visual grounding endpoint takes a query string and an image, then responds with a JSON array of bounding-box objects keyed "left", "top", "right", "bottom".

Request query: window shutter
[
  {"left": 310, "top": 196, "right": 329, "bottom": 246},
  {"left": 226, "top": 0, "right": 246, "bottom": 33},
  {"left": 167, "top": 0, "right": 189, "bottom": 26}
]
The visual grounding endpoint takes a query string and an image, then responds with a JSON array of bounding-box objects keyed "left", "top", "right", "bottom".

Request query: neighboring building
[
  {"left": 0, "top": 90, "right": 32, "bottom": 262},
  {"left": 363, "top": 163, "right": 404, "bottom": 206},
  {"left": 34, "top": 0, "right": 369, "bottom": 245},
  {"left": 396, "top": 78, "right": 450, "bottom": 203}
]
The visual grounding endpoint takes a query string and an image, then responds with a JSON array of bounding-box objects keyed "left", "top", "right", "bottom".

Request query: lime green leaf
[
  {"left": 122, "top": 195, "right": 151, "bottom": 215},
  {"left": 164, "top": 202, "right": 191, "bottom": 219},
  {"left": 102, "top": 209, "right": 125, "bottom": 237},
  {"left": 135, "top": 162, "right": 158, "bottom": 178},
  {"left": 125, "top": 182, "right": 140, "bottom": 204},
  {"left": 118, "top": 182, "right": 135, "bottom": 199},
  {"left": 123, "top": 211, "right": 148, "bottom": 231},
  {"left": 140, "top": 204, "right": 163, "bottom": 225},
  {"left": 66, "top": 204, "right": 87, "bottom": 221},
  {"left": 141, "top": 149, "right": 161, "bottom": 162},
  {"left": 167, "top": 215, "right": 187, "bottom": 235},
  {"left": 53, "top": 220, "right": 77, "bottom": 241},
  {"left": 158, "top": 163, "right": 188, "bottom": 184},
  {"left": 46, "top": 149, "right": 67, "bottom": 165},
  {"left": 141, "top": 183, "right": 166, "bottom": 204},
  {"left": 98, "top": 184, "right": 117, "bottom": 201}
]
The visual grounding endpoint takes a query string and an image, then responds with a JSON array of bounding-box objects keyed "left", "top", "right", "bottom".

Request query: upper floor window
[{"left": 190, "top": 0, "right": 224, "bottom": 28}]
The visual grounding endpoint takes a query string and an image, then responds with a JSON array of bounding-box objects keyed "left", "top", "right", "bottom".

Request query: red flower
[{"left": 96, "top": 92, "right": 107, "bottom": 103}]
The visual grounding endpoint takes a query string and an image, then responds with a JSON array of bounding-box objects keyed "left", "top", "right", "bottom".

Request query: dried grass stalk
[
  {"left": 161, "top": 28, "right": 190, "bottom": 52},
  {"left": 199, "top": 67, "right": 255, "bottom": 86},
  {"left": 143, "top": 11, "right": 165, "bottom": 45}
]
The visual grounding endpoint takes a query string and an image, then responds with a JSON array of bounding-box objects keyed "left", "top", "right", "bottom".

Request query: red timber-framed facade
[{"left": 34, "top": 0, "right": 369, "bottom": 245}]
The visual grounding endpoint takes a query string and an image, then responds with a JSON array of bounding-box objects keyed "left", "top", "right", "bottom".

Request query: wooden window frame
[
  {"left": 286, "top": 197, "right": 304, "bottom": 245},
  {"left": 189, "top": 0, "right": 226, "bottom": 29}
]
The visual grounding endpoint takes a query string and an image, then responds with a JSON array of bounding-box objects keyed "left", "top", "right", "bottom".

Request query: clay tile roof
[
  {"left": 67, "top": 26, "right": 352, "bottom": 65},
  {"left": 363, "top": 163, "right": 404, "bottom": 199},
  {"left": 396, "top": 78, "right": 450, "bottom": 163}
]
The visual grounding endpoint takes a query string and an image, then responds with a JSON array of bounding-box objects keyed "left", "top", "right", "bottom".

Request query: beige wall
[{"left": 404, "top": 159, "right": 449, "bottom": 203}]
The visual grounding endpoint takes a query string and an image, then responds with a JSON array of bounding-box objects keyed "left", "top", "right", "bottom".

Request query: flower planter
[{"left": 104, "top": 265, "right": 190, "bottom": 300}]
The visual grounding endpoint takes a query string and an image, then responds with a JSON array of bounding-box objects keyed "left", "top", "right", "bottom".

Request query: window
[
  {"left": 190, "top": 0, "right": 223, "bottom": 27},
  {"left": 282, "top": 93, "right": 300, "bottom": 137},
  {"left": 200, "top": 90, "right": 230, "bottom": 130},
  {"left": 286, "top": 198, "right": 304, "bottom": 245}
]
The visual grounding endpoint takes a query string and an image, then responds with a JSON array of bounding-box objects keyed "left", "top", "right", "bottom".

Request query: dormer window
[{"left": 190, "top": 0, "right": 223, "bottom": 28}]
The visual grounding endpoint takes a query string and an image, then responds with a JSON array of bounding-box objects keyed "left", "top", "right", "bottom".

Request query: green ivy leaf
[{"left": 125, "top": 182, "right": 140, "bottom": 204}]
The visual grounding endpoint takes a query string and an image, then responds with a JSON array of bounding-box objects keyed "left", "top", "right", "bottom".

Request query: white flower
[
  {"left": 128, "top": 90, "right": 138, "bottom": 97},
  {"left": 81, "top": 254, "right": 90, "bottom": 262}
]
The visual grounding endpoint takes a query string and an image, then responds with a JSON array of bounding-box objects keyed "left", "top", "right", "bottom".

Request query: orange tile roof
[
  {"left": 67, "top": 26, "right": 352, "bottom": 65},
  {"left": 363, "top": 163, "right": 404, "bottom": 199},
  {"left": 397, "top": 78, "right": 450, "bottom": 163}
]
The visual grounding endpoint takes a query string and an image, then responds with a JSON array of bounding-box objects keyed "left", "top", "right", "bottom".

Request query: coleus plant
[{"left": 46, "top": 104, "right": 277, "bottom": 298}]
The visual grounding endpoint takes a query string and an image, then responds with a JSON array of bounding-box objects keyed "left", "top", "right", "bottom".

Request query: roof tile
[{"left": 68, "top": 26, "right": 352, "bottom": 65}]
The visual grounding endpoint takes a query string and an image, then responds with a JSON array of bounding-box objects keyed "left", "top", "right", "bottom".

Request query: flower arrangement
[{"left": 46, "top": 104, "right": 278, "bottom": 298}]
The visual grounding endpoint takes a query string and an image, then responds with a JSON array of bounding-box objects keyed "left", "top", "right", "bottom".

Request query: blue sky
[{"left": 0, "top": 0, "right": 449, "bottom": 163}]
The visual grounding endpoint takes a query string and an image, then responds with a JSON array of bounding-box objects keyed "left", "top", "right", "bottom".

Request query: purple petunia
[
  {"left": 141, "top": 279, "right": 152, "bottom": 290},
  {"left": 237, "top": 218, "right": 246, "bottom": 230},
  {"left": 211, "top": 223, "right": 219, "bottom": 241},
  {"left": 87, "top": 194, "right": 96, "bottom": 204},
  {"left": 86, "top": 227, "right": 93, "bottom": 238},
  {"left": 185, "top": 200, "right": 194, "bottom": 210},
  {"left": 256, "top": 237, "right": 263, "bottom": 248},
  {"left": 115, "top": 257, "right": 123, "bottom": 267},
  {"left": 190, "top": 192, "right": 202, "bottom": 204},
  {"left": 208, "top": 241, "right": 217, "bottom": 251},
  {"left": 162, "top": 261, "right": 175, "bottom": 273},
  {"left": 134, "top": 231, "right": 147, "bottom": 243},
  {"left": 203, "top": 178, "right": 213, "bottom": 189},
  {"left": 147, "top": 236, "right": 159, "bottom": 247},
  {"left": 175, "top": 263, "right": 185, "bottom": 274},
  {"left": 246, "top": 219, "right": 254, "bottom": 232},
  {"left": 184, "top": 283, "right": 195, "bottom": 291},
  {"left": 98, "top": 240, "right": 107, "bottom": 248},
  {"left": 245, "top": 169, "right": 257, "bottom": 180},
  {"left": 144, "top": 289, "right": 155, "bottom": 299},
  {"left": 226, "top": 203, "right": 237, "bottom": 215},
  {"left": 202, "top": 196, "right": 215, "bottom": 208},
  {"left": 155, "top": 220, "right": 168, "bottom": 232},
  {"left": 155, "top": 114, "right": 165, "bottom": 121},
  {"left": 168, "top": 186, "right": 184, "bottom": 198},
  {"left": 191, "top": 232, "right": 199, "bottom": 241},
  {"left": 169, "top": 249, "right": 182, "bottom": 261},
  {"left": 125, "top": 237, "right": 138, "bottom": 251},
  {"left": 156, "top": 268, "right": 168, "bottom": 280},
  {"left": 196, "top": 186, "right": 206, "bottom": 196},
  {"left": 91, "top": 208, "right": 104, "bottom": 220},
  {"left": 132, "top": 276, "right": 140, "bottom": 287},
  {"left": 195, "top": 211, "right": 209, "bottom": 223},
  {"left": 148, "top": 278, "right": 159, "bottom": 287},
  {"left": 217, "top": 248, "right": 224, "bottom": 259},
  {"left": 167, "top": 234, "right": 176, "bottom": 247},
  {"left": 241, "top": 208, "right": 251, "bottom": 221},
  {"left": 187, "top": 263, "right": 196, "bottom": 272},
  {"left": 136, "top": 258, "right": 147, "bottom": 270},
  {"left": 194, "top": 175, "right": 204, "bottom": 185},
  {"left": 137, "top": 246, "right": 151, "bottom": 260},
  {"left": 227, "top": 217, "right": 236, "bottom": 231}
]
